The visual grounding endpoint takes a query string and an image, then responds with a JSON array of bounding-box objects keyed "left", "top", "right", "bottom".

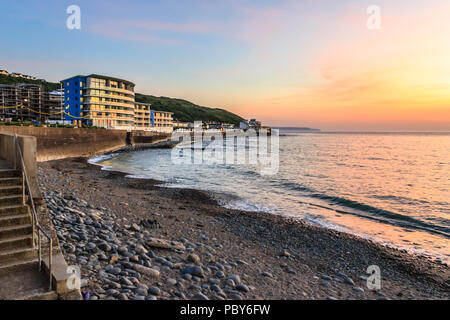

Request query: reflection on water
[{"left": 96, "top": 132, "right": 450, "bottom": 264}]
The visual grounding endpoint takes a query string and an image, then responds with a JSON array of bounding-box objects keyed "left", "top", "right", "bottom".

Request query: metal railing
[{"left": 13, "top": 134, "right": 53, "bottom": 291}]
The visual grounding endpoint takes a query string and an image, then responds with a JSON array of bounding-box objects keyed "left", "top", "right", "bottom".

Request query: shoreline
[
  {"left": 37, "top": 156, "right": 450, "bottom": 300},
  {"left": 89, "top": 151, "right": 450, "bottom": 266}
]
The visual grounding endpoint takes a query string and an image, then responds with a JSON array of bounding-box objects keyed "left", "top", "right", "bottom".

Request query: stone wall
[
  {"left": 0, "top": 126, "right": 172, "bottom": 162},
  {"left": 0, "top": 127, "right": 128, "bottom": 162}
]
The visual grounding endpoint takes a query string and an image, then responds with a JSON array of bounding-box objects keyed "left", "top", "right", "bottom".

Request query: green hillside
[
  {"left": 0, "top": 74, "right": 60, "bottom": 92},
  {"left": 135, "top": 93, "right": 244, "bottom": 125}
]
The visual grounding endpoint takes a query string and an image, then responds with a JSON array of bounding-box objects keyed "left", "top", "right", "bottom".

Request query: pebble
[
  {"left": 135, "top": 245, "right": 147, "bottom": 254},
  {"left": 236, "top": 284, "right": 250, "bottom": 293},
  {"left": 117, "top": 293, "right": 128, "bottom": 300},
  {"left": 286, "top": 268, "right": 296, "bottom": 275},
  {"left": 148, "top": 286, "right": 161, "bottom": 296},
  {"left": 182, "top": 273, "right": 192, "bottom": 281},
  {"left": 226, "top": 279, "right": 236, "bottom": 288},
  {"left": 281, "top": 250, "right": 291, "bottom": 258},
  {"left": 228, "top": 274, "right": 241, "bottom": 284},
  {"left": 262, "top": 272, "right": 274, "bottom": 278},
  {"left": 121, "top": 277, "right": 133, "bottom": 286},
  {"left": 174, "top": 292, "right": 186, "bottom": 299},
  {"left": 210, "top": 285, "right": 222, "bottom": 292},
  {"left": 209, "top": 278, "right": 220, "bottom": 285},
  {"left": 135, "top": 288, "right": 148, "bottom": 296},
  {"left": 98, "top": 243, "right": 111, "bottom": 252},
  {"left": 182, "top": 265, "right": 204, "bottom": 278},
  {"left": 193, "top": 293, "right": 209, "bottom": 300},
  {"left": 187, "top": 254, "right": 201, "bottom": 264},
  {"left": 228, "top": 293, "right": 242, "bottom": 300},
  {"left": 133, "top": 264, "right": 160, "bottom": 278},
  {"left": 344, "top": 277, "right": 355, "bottom": 286}
]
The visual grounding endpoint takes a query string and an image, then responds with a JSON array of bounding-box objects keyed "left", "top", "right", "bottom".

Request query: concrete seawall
[
  {"left": 0, "top": 132, "right": 41, "bottom": 200},
  {"left": 131, "top": 130, "right": 171, "bottom": 148},
  {"left": 0, "top": 127, "right": 171, "bottom": 162}
]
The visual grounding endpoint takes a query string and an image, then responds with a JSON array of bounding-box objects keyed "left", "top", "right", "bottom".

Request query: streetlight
[{"left": 22, "top": 98, "right": 28, "bottom": 123}]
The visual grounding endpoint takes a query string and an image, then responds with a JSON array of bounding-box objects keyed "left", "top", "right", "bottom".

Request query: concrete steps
[
  {"left": 0, "top": 177, "right": 23, "bottom": 187},
  {"left": 20, "top": 289, "right": 58, "bottom": 300},
  {"left": 0, "top": 185, "right": 23, "bottom": 196},
  {"left": 0, "top": 195, "right": 24, "bottom": 206},
  {"left": 0, "top": 205, "right": 29, "bottom": 216},
  {"left": 0, "top": 164, "right": 58, "bottom": 300},
  {"left": 0, "top": 257, "right": 38, "bottom": 275},
  {"left": 0, "top": 260, "right": 55, "bottom": 300},
  {"left": 0, "top": 214, "right": 31, "bottom": 227},
  {"left": 0, "top": 247, "right": 37, "bottom": 264},
  {"left": 0, "top": 224, "right": 33, "bottom": 240},
  {"left": 0, "top": 169, "right": 21, "bottom": 179},
  {"left": 0, "top": 234, "right": 33, "bottom": 251}
]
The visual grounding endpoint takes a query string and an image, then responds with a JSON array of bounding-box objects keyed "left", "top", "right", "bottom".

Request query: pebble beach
[{"left": 37, "top": 157, "right": 450, "bottom": 300}]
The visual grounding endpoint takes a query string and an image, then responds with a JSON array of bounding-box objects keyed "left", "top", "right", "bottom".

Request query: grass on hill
[{"left": 135, "top": 93, "right": 244, "bottom": 125}]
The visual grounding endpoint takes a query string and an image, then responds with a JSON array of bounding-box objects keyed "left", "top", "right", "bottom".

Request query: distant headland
[{"left": 274, "top": 127, "right": 321, "bottom": 132}]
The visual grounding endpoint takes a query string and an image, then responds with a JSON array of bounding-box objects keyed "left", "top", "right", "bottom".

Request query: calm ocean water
[{"left": 94, "top": 131, "right": 450, "bottom": 264}]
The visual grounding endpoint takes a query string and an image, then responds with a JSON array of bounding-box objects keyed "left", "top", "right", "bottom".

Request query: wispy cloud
[
  {"left": 87, "top": 20, "right": 211, "bottom": 45},
  {"left": 86, "top": 2, "right": 297, "bottom": 47}
]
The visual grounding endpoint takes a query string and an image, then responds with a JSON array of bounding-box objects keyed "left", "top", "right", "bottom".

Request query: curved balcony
[
  {"left": 84, "top": 85, "right": 135, "bottom": 96},
  {"left": 83, "top": 92, "right": 135, "bottom": 103},
  {"left": 83, "top": 101, "right": 135, "bottom": 111}
]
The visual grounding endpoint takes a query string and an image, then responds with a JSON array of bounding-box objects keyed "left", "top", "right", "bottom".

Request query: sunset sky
[{"left": 1, "top": 0, "right": 449, "bottom": 131}]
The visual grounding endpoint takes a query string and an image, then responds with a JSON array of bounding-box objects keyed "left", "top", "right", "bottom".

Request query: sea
[{"left": 91, "top": 130, "right": 450, "bottom": 264}]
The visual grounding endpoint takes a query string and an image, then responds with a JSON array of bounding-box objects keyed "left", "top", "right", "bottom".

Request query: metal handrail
[{"left": 13, "top": 134, "right": 53, "bottom": 291}]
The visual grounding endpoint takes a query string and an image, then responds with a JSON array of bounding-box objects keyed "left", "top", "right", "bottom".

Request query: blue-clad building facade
[
  {"left": 60, "top": 74, "right": 136, "bottom": 128},
  {"left": 61, "top": 76, "right": 86, "bottom": 123}
]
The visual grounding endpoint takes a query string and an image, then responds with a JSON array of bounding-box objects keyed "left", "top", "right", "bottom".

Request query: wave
[
  {"left": 88, "top": 153, "right": 118, "bottom": 165},
  {"left": 307, "top": 194, "right": 450, "bottom": 238},
  {"left": 276, "top": 180, "right": 450, "bottom": 238}
]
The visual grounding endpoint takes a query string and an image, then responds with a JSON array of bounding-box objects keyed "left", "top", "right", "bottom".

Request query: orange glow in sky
[{"left": 225, "top": 1, "right": 450, "bottom": 131}]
